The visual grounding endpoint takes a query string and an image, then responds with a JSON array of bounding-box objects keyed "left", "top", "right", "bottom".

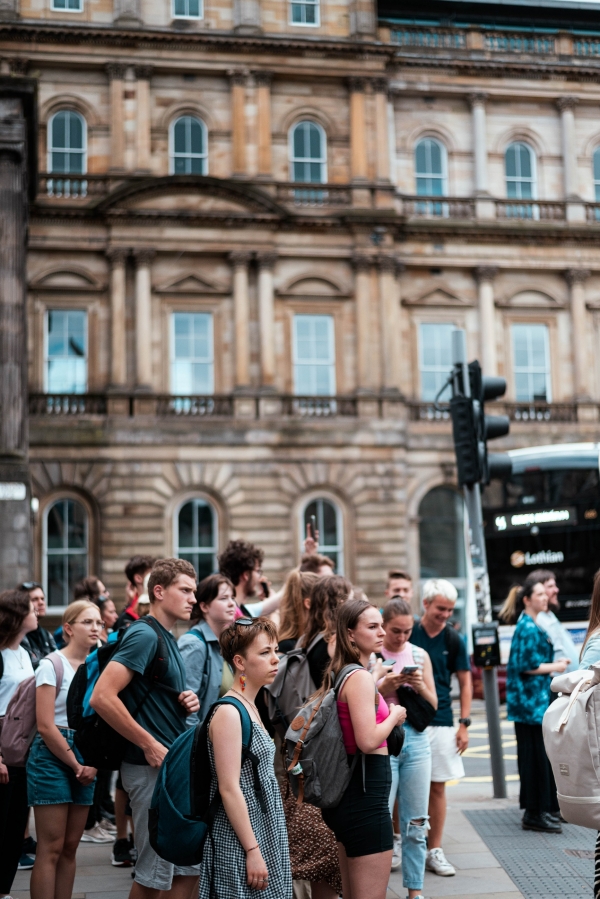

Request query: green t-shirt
[{"left": 111, "top": 617, "right": 187, "bottom": 765}]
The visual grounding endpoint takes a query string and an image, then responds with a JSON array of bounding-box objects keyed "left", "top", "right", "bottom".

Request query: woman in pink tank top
[{"left": 320, "top": 599, "right": 406, "bottom": 899}]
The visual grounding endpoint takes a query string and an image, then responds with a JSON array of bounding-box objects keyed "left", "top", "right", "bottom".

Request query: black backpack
[{"left": 67, "top": 616, "right": 175, "bottom": 769}]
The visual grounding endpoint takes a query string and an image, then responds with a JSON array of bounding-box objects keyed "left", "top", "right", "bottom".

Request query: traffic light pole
[{"left": 452, "top": 331, "right": 507, "bottom": 800}]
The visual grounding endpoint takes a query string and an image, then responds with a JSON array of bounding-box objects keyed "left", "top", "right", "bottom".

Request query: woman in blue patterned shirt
[{"left": 502, "top": 579, "right": 570, "bottom": 834}]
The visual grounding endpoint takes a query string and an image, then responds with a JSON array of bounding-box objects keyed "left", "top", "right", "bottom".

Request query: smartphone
[
  {"left": 401, "top": 665, "right": 419, "bottom": 674},
  {"left": 382, "top": 658, "right": 396, "bottom": 667},
  {"left": 260, "top": 580, "right": 270, "bottom": 599},
  {"left": 309, "top": 514, "right": 317, "bottom": 539}
]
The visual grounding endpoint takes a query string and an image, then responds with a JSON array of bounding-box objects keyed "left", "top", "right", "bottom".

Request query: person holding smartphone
[{"left": 376, "top": 599, "right": 437, "bottom": 899}]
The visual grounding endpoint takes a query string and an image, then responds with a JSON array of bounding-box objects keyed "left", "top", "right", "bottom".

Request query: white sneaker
[
  {"left": 391, "top": 833, "right": 402, "bottom": 871},
  {"left": 100, "top": 818, "right": 117, "bottom": 833},
  {"left": 426, "top": 847, "right": 455, "bottom": 876},
  {"left": 80, "top": 824, "right": 115, "bottom": 843}
]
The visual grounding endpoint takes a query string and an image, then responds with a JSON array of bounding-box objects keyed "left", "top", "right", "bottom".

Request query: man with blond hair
[{"left": 411, "top": 578, "right": 472, "bottom": 877}]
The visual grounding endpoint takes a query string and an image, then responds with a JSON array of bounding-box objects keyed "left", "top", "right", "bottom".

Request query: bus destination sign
[{"left": 493, "top": 507, "right": 577, "bottom": 532}]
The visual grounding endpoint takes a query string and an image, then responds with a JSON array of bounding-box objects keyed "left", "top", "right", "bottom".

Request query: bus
[{"left": 482, "top": 442, "right": 599, "bottom": 656}]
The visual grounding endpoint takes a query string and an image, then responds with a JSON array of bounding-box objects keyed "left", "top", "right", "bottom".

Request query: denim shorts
[{"left": 27, "top": 728, "right": 95, "bottom": 807}]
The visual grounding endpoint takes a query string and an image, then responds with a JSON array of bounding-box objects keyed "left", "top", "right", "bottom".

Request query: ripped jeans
[{"left": 388, "top": 723, "right": 432, "bottom": 890}]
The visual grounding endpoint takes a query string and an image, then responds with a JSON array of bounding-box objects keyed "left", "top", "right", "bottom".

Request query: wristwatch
[{"left": 458, "top": 717, "right": 471, "bottom": 727}]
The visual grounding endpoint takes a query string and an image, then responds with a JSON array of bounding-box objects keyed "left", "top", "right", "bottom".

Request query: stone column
[
  {"left": 0, "top": 82, "right": 36, "bottom": 589},
  {"left": 372, "top": 79, "right": 390, "bottom": 183},
  {"left": 353, "top": 253, "right": 374, "bottom": 391},
  {"left": 468, "top": 93, "right": 488, "bottom": 194},
  {"left": 230, "top": 251, "right": 252, "bottom": 389},
  {"left": 135, "top": 66, "right": 152, "bottom": 173},
  {"left": 349, "top": 78, "right": 368, "bottom": 181},
  {"left": 107, "top": 64, "right": 126, "bottom": 172},
  {"left": 378, "top": 255, "right": 402, "bottom": 393},
  {"left": 257, "top": 251, "right": 277, "bottom": 389},
  {"left": 133, "top": 249, "right": 155, "bottom": 390},
  {"left": 475, "top": 266, "right": 498, "bottom": 377},
  {"left": 230, "top": 71, "right": 247, "bottom": 177},
  {"left": 557, "top": 97, "right": 579, "bottom": 199},
  {"left": 566, "top": 268, "right": 591, "bottom": 399},
  {"left": 255, "top": 72, "right": 272, "bottom": 178},
  {"left": 107, "top": 249, "right": 128, "bottom": 388}
]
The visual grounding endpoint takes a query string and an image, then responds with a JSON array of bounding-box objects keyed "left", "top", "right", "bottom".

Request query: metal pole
[{"left": 452, "top": 329, "right": 507, "bottom": 800}]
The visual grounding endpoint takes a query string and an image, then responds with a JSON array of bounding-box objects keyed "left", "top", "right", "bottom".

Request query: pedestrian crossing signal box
[{"left": 472, "top": 623, "right": 501, "bottom": 668}]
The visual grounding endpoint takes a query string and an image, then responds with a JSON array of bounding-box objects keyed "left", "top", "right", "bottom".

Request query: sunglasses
[
  {"left": 20, "top": 582, "right": 42, "bottom": 591},
  {"left": 236, "top": 617, "right": 257, "bottom": 627}
]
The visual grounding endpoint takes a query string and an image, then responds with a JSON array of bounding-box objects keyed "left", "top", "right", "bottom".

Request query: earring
[{"left": 240, "top": 674, "right": 247, "bottom": 692}]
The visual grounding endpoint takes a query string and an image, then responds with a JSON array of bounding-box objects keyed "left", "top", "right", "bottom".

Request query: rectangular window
[
  {"left": 293, "top": 314, "right": 335, "bottom": 395},
  {"left": 45, "top": 310, "right": 87, "bottom": 394},
  {"left": 512, "top": 323, "right": 551, "bottom": 402},
  {"left": 290, "top": 0, "right": 319, "bottom": 26},
  {"left": 172, "top": 0, "right": 202, "bottom": 18},
  {"left": 419, "top": 323, "right": 455, "bottom": 401},
  {"left": 171, "top": 312, "right": 214, "bottom": 395},
  {"left": 51, "top": 0, "right": 83, "bottom": 11}
]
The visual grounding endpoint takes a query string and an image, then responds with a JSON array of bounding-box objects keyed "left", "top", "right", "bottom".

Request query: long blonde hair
[
  {"left": 278, "top": 570, "right": 319, "bottom": 643},
  {"left": 581, "top": 568, "right": 600, "bottom": 658}
]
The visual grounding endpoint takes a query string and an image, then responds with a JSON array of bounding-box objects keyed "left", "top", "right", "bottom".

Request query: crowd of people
[{"left": 5, "top": 539, "right": 600, "bottom": 899}]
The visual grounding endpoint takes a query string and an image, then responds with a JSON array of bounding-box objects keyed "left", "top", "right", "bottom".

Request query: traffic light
[{"left": 450, "top": 361, "right": 511, "bottom": 486}]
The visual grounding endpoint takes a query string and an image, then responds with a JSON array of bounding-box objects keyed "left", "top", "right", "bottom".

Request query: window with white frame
[
  {"left": 512, "top": 323, "right": 551, "bottom": 402},
  {"left": 170, "top": 116, "right": 207, "bottom": 175},
  {"left": 505, "top": 142, "right": 536, "bottom": 199},
  {"left": 48, "top": 110, "right": 86, "bottom": 173},
  {"left": 415, "top": 138, "right": 447, "bottom": 197},
  {"left": 419, "top": 323, "right": 454, "bottom": 401},
  {"left": 593, "top": 148, "right": 600, "bottom": 201},
  {"left": 171, "top": 312, "right": 214, "bottom": 395},
  {"left": 176, "top": 498, "right": 217, "bottom": 581},
  {"left": 293, "top": 314, "right": 336, "bottom": 396},
  {"left": 302, "top": 497, "right": 344, "bottom": 573},
  {"left": 172, "top": 0, "right": 202, "bottom": 17},
  {"left": 51, "top": 0, "right": 83, "bottom": 11},
  {"left": 290, "top": 0, "right": 319, "bottom": 25},
  {"left": 45, "top": 309, "right": 87, "bottom": 394},
  {"left": 44, "top": 498, "right": 88, "bottom": 607},
  {"left": 290, "top": 121, "right": 326, "bottom": 184}
]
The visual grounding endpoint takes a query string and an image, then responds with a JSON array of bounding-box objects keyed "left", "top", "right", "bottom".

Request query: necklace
[
  {"left": 6, "top": 647, "right": 24, "bottom": 668},
  {"left": 228, "top": 689, "right": 267, "bottom": 730}
]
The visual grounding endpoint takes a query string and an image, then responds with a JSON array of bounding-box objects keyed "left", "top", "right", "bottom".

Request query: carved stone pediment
[
  {"left": 402, "top": 287, "right": 471, "bottom": 307},
  {"left": 155, "top": 272, "right": 227, "bottom": 295},
  {"left": 30, "top": 269, "right": 104, "bottom": 292},
  {"left": 496, "top": 289, "right": 565, "bottom": 309},
  {"left": 277, "top": 275, "right": 350, "bottom": 299}
]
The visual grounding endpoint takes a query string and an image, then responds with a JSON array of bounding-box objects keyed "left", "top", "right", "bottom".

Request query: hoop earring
[{"left": 240, "top": 674, "right": 247, "bottom": 692}]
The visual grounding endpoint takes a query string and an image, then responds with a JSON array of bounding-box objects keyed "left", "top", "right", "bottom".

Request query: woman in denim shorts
[{"left": 27, "top": 600, "right": 103, "bottom": 899}]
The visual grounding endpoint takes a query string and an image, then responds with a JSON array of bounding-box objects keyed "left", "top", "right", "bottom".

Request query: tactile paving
[{"left": 464, "top": 807, "right": 595, "bottom": 898}]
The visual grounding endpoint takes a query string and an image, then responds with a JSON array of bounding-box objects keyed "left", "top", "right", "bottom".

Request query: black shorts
[{"left": 322, "top": 754, "right": 393, "bottom": 858}]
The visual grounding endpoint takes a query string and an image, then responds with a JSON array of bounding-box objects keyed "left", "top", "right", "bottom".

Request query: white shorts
[{"left": 426, "top": 725, "right": 465, "bottom": 783}]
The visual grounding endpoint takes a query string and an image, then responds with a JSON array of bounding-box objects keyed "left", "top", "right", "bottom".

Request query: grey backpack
[
  {"left": 0, "top": 651, "right": 64, "bottom": 767},
  {"left": 284, "top": 663, "right": 362, "bottom": 809},
  {"left": 264, "top": 634, "right": 322, "bottom": 739}
]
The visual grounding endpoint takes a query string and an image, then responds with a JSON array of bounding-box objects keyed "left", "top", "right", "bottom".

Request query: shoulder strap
[
  {"left": 305, "top": 633, "right": 325, "bottom": 655},
  {"left": 190, "top": 628, "right": 211, "bottom": 683},
  {"left": 333, "top": 663, "right": 365, "bottom": 696},
  {"left": 136, "top": 616, "right": 175, "bottom": 688},
  {"left": 209, "top": 697, "right": 266, "bottom": 813},
  {"left": 46, "top": 651, "right": 65, "bottom": 695},
  {"left": 444, "top": 625, "right": 462, "bottom": 673},
  {"left": 0, "top": 651, "right": 3, "bottom": 681}
]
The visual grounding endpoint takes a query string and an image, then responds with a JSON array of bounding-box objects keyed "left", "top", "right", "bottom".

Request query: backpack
[
  {"left": 0, "top": 651, "right": 64, "bottom": 767},
  {"left": 542, "top": 664, "right": 600, "bottom": 829},
  {"left": 67, "top": 616, "right": 172, "bottom": 770},
  {"left": 284, "top": 663, "right": 362, "bottom": 809},
  {"left": 148, "top": 696, "right": 265, "bottom": 866},
  {"left": 264, "top": 634, "right": 322, "bottom": 739}
]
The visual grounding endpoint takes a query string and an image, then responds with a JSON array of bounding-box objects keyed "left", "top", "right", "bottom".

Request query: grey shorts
[{"left": 121, "top": 761, "right": 200, "bottom": 889}]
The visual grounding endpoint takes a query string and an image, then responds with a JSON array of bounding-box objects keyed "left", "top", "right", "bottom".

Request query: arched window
[
  {"left": 302, "top": 497, "right": 343, "bottom": 574},
  {"left": 290, "top": 121, "right": 327, "bottom": 184},
  {"left": 170, "top": 116, "right": 207, "bottom": 175},
  {"left": 593, "top": 147, "right": 600, "bottom": 201},
  {"left": 505, "top": 142, "right": 536, "bottom": 199},
  {"left": 48, "top": 110, "right": 86, "bottom": 174},
  {"left": 415, "top": 138, "right": 447, "bottom": 197},
  {"left": 44, "top": 498, "right": 88, "bottom": 608},
  {"left": 175, "top": 498, "right": 217, "bottom": 581},
  {"left": 418, "top": 486, "right": 467, "bottom": 629}
]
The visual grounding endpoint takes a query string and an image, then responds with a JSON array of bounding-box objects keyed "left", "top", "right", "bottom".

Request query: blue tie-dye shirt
[{"left": 506, "top": 613, "right": 554, "bottom": 725}]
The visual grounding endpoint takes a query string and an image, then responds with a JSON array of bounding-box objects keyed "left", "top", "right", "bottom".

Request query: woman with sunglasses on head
[
  {"left": 201, "top": 617, "right": 291, "bottom": 898},
  {"left": 28, "top": 600, "right": 104, "bottom": 899},
  {"left": 377, "top": 599, "right": 437, "bottom": 899}
]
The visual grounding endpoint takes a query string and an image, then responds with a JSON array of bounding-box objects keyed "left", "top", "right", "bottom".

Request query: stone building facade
[{"left": 3, "top": 0, "right": 600, "bottom": 611}]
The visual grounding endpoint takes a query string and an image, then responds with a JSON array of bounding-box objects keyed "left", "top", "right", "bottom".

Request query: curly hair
[
  {"left": 218, "top": 540, "right": 264, "bottom": 587},
  {"left": 301, "top": 574, "right": 353, "bottom": 649}
]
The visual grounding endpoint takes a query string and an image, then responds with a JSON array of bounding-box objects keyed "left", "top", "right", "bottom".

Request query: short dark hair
[
  {"left": 219, "top": 617, "right": 278, "bottom": 669},
  {"left": 147, "top": 558, "right": 197, "bottom": 603},
  {"left": 218, "top": 540, "right": 264, "bottom": 587},
  {"left": 527, "top": 569, "right": 556, "bottom": 585},
  {"left": 299, "top": 553, "right": 335, "bottom": 574},
  {"left": 191, "top": 574, "right": 234, "bottom": 622},
  {"left": 74, "top": 576, "right": 103, "bottom": 601},
  {"left": 387, "top": 570, "right": 412, "bottom": 585},
  {"left": 125, "top": 555, "right": 157, "bottom": 586},
  {"left": 0, "top": 589, "right": 32, "bottom": 650}
]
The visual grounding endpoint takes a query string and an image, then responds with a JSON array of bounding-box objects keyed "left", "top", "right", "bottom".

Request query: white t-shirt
[
  {"left": 35, "top": 652, "right": 76, "bottom": 727},
  {"left": 0, "top": 646, "right": 34, "bottom": 715}
]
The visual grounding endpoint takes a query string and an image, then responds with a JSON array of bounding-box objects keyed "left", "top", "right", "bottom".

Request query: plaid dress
[{"left": 200, "top": 720, "right": 292, "bottom": 899}]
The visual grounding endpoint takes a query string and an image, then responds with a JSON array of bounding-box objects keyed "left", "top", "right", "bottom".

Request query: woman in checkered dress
[{"left": 201, "top": 617, "right": 292, "bottom": 899}]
